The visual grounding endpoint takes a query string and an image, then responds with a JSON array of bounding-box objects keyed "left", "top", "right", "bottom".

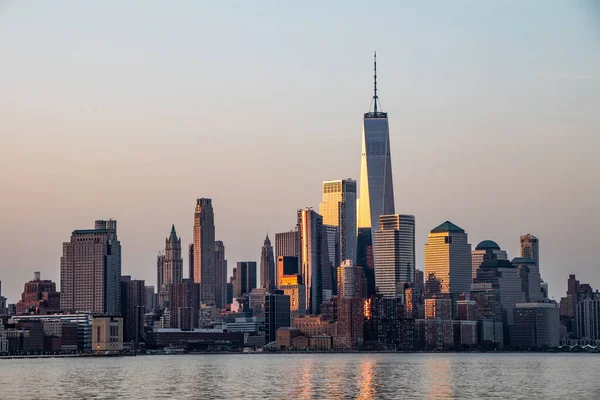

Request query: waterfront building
[
  {"left": 193, "top": 198, "right": 216, "bottom": 305},
  {"left": 11, "top": 314, "right": 93, "bottom": 351},
  {"left": 234, "top": 262, "right": 257, "bottom": 298},
  {"left": 319, "top": 179, "right": 357, "bottom": 265},
  {"left": 92, "top": 316, "right": 123, "bottom": 352},
  {"left": 214, "top": 240, "right": 228, "bottom": 309},
  {"left": 260, "top": 235, "right": 276, "bottom": 290},
  {"left": 292, "top": 315, "right": 337, "bottom": 337},
  {"left": 357, "top": 53, "right": 395, "bottom": 253},
  {"left": 277, "top": 256, "right": 299, "bottom": 289},
  {"left": 512, "top": 257, "right": 542, "bottom": 302},
  {"left": 471, "top": 240, "right": 507, "bottom": 281},
  {"left": 145, "top": 328, "right": 244, "bottom": 351},
  {"left": 275, "top": 327, "right": 302, "bottom": 350},
  {"left": 297, "top": 208, "right": 324, "bottom": 315},
  {"left": 415, "top": 319, "right": 454, "bottom": 350},
  {"left": 336, "top": 260, "right": 365, "bottom": 349},
  {"left": 265, "top": 290, "right": 291, "bottom": 344},
  {"left": 16, "top": 271, "right": 60, "bottom": 314},
  {"left": 374, "top": 214, "right": 416, "bottom": 297},
  {"left": 575, "top": 297, "right": 600, "bottom": 340},
  {"left": 510, "top": 302, "right": 559, "bottom": 349},
  {"left": 424, "top": 221, "right": 472, "bottom": 298},
  {"left": 60, "top": 220, "right": 121, "bottom": 314},
  {"left": 363, "top": 295, "right": 404, "bottom": 350},
  {"left": 120, "top": 276, "right": 146, "bottom": 345}
]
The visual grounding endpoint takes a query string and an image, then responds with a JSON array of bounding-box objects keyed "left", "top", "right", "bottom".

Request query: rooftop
[
  {"left": 475, "top": 240, "right": 500, "bottom": 251},
  {"left": 511, "top": 257, "right": 536, "bottom": 264},
  {"left": 431, "top": 221, "right": 465, "bottom": 234}
]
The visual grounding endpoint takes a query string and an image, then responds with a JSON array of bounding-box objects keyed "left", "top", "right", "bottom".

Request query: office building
[
  {"left": 424, "top": 221, "right": 472, "bottom": 298},
  {"left": 275, "top": 230, "right": 300, "bottom": 259},
  {"left": 298, "top": 208, "right": 324, "bottom": 315},
  {"left": 214, "top": 240, "right": 227, "bottom": 309},
  {"left": 265, "top": 289, "right": 291, "bottom": 344},
  {"left": 163, "top": 225, "right": 183, "bottom": 286},
  {"left": 319, "top": 179, "right": 357, "bottom": 264},
  {"left": 374, "top": 214, "right": 416, "bottom": 297},
  {"left": 260, "top": 235, "right": 276, "bottom": 290},
  {"left": 193, "top": 198, "right": 216, "bottom": 305},
  {"left": 120, "top": 276, "right": 146, "bottom": 345},
  {"left": 169, "top": 279, "right": 201, "bottom": 329},
  {"left": 575, "top": 297, "right": 600, "bottom": 340},
  {"left": 510, "top": 302, "right": 559, "bottom": 349},
  {"left": 475, "top": 260, "right": 525, "bottom": 326},
  {"left": 512, "top": 257, "right": 542, "bottom": 302},
  {"left": 16, "top": 272, "right": 60, "bottom": 314},
  {"left": 234, "top": 262, "right": 257, "bottom": 298},
  {"left": 471, "top": 240, "right": 507, "bottom": 281},
  {"left": 357, "top": 53, "right": 395, "bottom": 253},
  {"left": 520, "top": 234, "right": 539, "bottom": 268},
  {"left": 278, "top": 274, "right": 306, "bottom": 320},
  {"left": 277, "top": 256, "right": 299, "bottom": 289},
  {"left": 60, "top": 220, "right": 121, "bottom": 314}
]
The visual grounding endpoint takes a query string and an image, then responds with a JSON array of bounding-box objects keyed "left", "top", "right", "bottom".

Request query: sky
[{"left": 0, "top": 1, "right": 599, "bottom": 303}]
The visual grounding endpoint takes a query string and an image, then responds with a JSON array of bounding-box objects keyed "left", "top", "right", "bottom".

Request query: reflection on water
[{"left": 1, "top": 353, "right": 600, "bottom": 399}]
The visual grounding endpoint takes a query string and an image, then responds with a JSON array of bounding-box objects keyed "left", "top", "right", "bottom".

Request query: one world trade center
[{"left": 357, "top": 52, "right": 395, "bottom": 276}]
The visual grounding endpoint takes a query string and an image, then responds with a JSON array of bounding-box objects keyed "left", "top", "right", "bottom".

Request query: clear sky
[{"left": 1, "top": 1, "right": 599, "bottom": 303}]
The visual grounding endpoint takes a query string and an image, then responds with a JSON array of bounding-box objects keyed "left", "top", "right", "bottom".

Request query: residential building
[
  {"left": 120, "top": 276, "right": 146, "bottom": 345},
  {"left": 16, "top": 271, "right": 60, "bottom": 314}
]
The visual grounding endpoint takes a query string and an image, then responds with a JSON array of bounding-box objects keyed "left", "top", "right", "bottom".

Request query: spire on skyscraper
[{"left": 373, "top": 51, "right": 378, "bottom": 114}]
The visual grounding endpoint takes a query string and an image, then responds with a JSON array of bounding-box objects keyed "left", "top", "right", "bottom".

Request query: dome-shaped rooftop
[{"left": 476, "top": 240, "right": 500, "bottom": 251}]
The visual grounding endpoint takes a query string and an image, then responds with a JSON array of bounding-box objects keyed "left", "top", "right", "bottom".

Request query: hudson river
[{"left": 1, "top": 353, "right": 598, "bottom": 399}]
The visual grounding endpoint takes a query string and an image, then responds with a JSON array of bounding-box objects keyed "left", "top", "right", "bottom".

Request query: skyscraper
[
  {"left": 520, "top": 234, "right": 539, "bottom": 268},
  {"left": 424, "top": 221, "right": 472, "bottom": 298},
  {"left": 163, "top": 225, "right": 183, "bottom": 286},
  {"left": 260, "top": 235, "right": 276, "bottom": 290},
  {"left": 357, "top": 53, "right": 395, "bottom": 251},
  {"left": 60, "top": 220, "right": 121, "bottom": 314},
  {"left": 264, "top": 289, "right": 291, "bottom": 345},
  {"left": 471, "top": 240, "right": 508, "bottom": 281},
  {"left": 374, "top": 214, "right": 416, "bottom": 297},
  {"left": 193, "top": 198, "right": 216, "bottom": 305},
  {"left": 169, "top": 279, "right": 201, "bottom": 329},
  {"left": 336, "top": 260, "right": 365, "bottom": 349},
  {"left": 319, "top": 179, "right": 357, "bottom": 264},
  {"left": 120, "top": 276, "right": 146, "bottom": 345},
  {"left": 234, "top": 262, "right": 257, "bottom": 298},
  {"left": 297, "top": 208, "right": 324, "bottom": 315},
  {"left": 275, "top": 230, "right": 300, "bottom": 259},
  {"left": 214, "top": 241, "right": 228, "bottom": 309}
]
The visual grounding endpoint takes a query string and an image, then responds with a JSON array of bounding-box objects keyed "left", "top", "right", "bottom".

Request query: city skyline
[{"left": 1, "top": 2, "right": 599, "bottom": 303}]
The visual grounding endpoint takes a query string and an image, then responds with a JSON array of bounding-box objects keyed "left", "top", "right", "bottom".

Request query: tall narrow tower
[
  {"left": 358, "top": 53, "right": 395, "bottom": 248},
  {"left": 164, "top": 225, "right": 183, "bottom": 286},
  {"left": 260, "top": 235, "right": 276, "bottom": 290},
  {"left": 193, "top": 198, "right": 216, "bottom": 305}
]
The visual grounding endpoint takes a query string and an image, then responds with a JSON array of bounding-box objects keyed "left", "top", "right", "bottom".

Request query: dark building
[
  {"left": 16, "top": 272, "right": 60, "bottom": 314},
  {"left": 265, "top": 290, "right": 291, "bottom": 344},
  {"left": 169, "top": 280, "right": 201, "bottom": 329},
  {"left": 234, "top": 262, "right": 257, "bottom": 298},
  {"left": 146, "top": 329, "right": 245, "bottom": 351},
  {"left": 357, "top": 227, "right": 376, "bottom": 296},
  {"left": 260, "top": 235, "right": 276, "bottom": 290},
  {"left": 226, "top": 282, "right": 233, "bottom": 306},
  {"left": 336, "top": 261, "right": 365, "bottom": 349},
  {"left": 363, "top": 295, "right": 404, "bottom": 350},
  {"left": 16, "top": 320, "right": 45, "bottom": 353},
  {"left": 510, "top": 302, "right": 559, "bottom": 349},
  {"left": 275, "top": 230, "right": 300, "bottom": 259},
  {"left": 120, "top": 276, "right": 146, "bottom": 345}
]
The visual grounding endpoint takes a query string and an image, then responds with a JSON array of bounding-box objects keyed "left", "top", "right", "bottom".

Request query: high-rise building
[
  {"left": 16, "top": 272, "right": 61, "bottom": 314},
  {"left": 297, "top": 208, "right": 324, "bottom": 315},
  {"left": 336, "top": 260, "right": 365, "bottom": 349},
  {"left": 0, "top": 281, "right": 7, "bottom": 315},
  {"left": 214, "top": 241, "right": 228, "bottom": 309},
  {"left": 510, "top": 302, "right": 559, "bottom": 349},
  {"left": 471, "top": 240, "right": 508, "bottom": 281},
  {"left": 424, "top": 221, "right": 472, "bottom": 298},
  {"left": 260, "top": 235, "right": 276, "bottom": 290},
  {"left": 120, "top": 276, "right": 146, "bottom": 344},
  {"left": 321, "top": 224, "right": 338, "bottom": 297},
  {"left": 193, "top": 198, "right": 216, "bottom": 305},
  {"left": 163, "top": 225, "right": 183, "bottom": 286},
  {"left": 512, "top": 257, "right": 542, "bottom": 302},
  {"left": 520, "top": 234, "right": 539, "bottom": 269},
  {"left": 357, "top": 54, "right": 395, "bottom": 254},
  {"left": 234, "top": 262, "right": 257, "bottom": 298},
  {"left": 60, "top": 220, "right": 121, "bottom": 314},
  {"left": 277, "top": 256, "right": 299, "bottom": 289},
  {"left": 278, "top": 274, "right": 306, "bottom": 320},
  {"left": 275, "top": 230, "right": 300, "bottom": 259},
  {"left": 575, "top": 297, "right": 600, "bottom": 340},
  {"left": 425, "top": 297, "right": 453, "bottom": 320},
  {"left": 188, "top": 244, "right": 194, "bottom": 281},
  {"left": 145, "top": 286, "right": 157, "bottom": 312},
  {"left": 319, "top": 179, "right": 357, "bottom": 264},
  {"left": 169, "top": 279, "right": 201, "bottom": 329},
  {"left": 374, "top": 214, "right": 416, "bottom": 297},
  {"left": 265, "top": 289, "right": 291, "bottom": 344}
]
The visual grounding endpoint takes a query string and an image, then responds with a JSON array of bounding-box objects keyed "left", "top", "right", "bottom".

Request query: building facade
[
  {"left": 193, "top": 198, "right": 216, "bottom": 305},
  {"left": 120, "top": 276, "right": 146, "bottom": 345},
  {"left": 265, "top": 290, "right": 291, "bottom": 344},
  {"left": 298, "top": 208, "right": 324, "bottom": 315},
  {"left": 260, "top": 235, "right": 276, "bottom": 290},
  {"left": 471, "top": 240, "right": 507, "bottom": 281},
  {"left": 214, "top": 240, "right": 228, "bottom": 309},
  {"left": 374, "top": 214, "right": 416, "bottom": 297},
  {"left": 16, "top": 272, "right": 60, "bottom": 314},
  {"left": 319, "top": 179, "right": 357, "bottom": 265},
  {"left": 60, "top": 220, "right": 121, "bottom": 314},
  {"left": 234, "top": 262, "right": 257, "bottom": 298}
]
